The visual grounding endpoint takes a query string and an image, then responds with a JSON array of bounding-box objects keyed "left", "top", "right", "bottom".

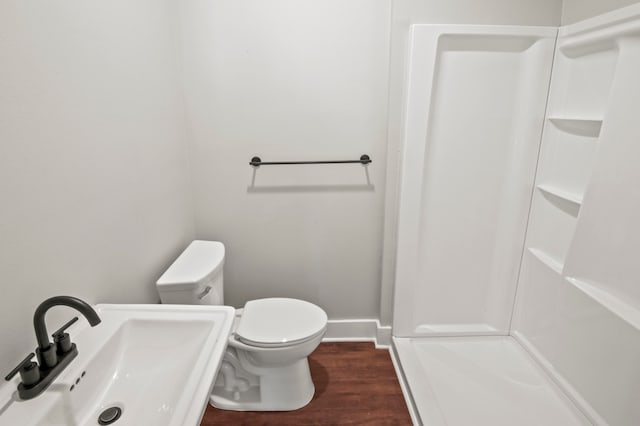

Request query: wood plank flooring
[{"left": 201, "top": 342, "right": 412, "bottom": 425}]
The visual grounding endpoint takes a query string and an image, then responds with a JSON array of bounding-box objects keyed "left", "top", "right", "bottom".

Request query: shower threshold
[{"left": 393, "top": 336, "right": 590, "bottom": 426}]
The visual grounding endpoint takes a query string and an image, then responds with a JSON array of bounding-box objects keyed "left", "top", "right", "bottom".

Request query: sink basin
[{"left": 0, "top": 304, "right": 234, "bottom": 426}]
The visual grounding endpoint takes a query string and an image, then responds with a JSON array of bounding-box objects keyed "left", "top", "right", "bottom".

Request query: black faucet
[{"left": 4, "top": 296, "right": 101, "bottom": 400}]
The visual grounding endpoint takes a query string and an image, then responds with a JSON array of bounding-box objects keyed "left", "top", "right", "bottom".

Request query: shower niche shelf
[
  {"left": 524, "top": 246, "right": 640, "bottom": 331},
  {"left": 566, "top": 277, "right": 640, "bottom": 331},
  {"left": 548, "top": 117, "right": 603, "bottom": 137},
  {"left": 528, "top": 247, "right": 563, "bottom": 274},
  {"left": 536, "top": 184, "right": 583, "bottom": 206}
]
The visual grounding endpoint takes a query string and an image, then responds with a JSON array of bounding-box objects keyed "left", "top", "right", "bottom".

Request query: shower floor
[{"left": 394, "top": 336, "right": 591, "bottom": 426}]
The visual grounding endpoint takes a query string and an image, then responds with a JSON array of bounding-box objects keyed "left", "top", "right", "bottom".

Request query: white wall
[
  {"left": 0, "top": 0, "right": 195, "bottom": 373},
  {"left": 562, "top": 0, "right": 640, "bottom": 24},
  {"left": 380, "top": 0, "right": 563, "bottom": 325},
  {"left": 179, "top": 0, "right": 391, "bottom": 319}
]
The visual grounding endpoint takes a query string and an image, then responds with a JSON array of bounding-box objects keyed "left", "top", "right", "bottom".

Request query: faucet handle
[
  {"left": 52, "top": 317, "right": 78, "bottom": 354},
  {"left": 4, "top": 353, "right": 40, "bottom": 386},
  {"left": 52, "top": 317, "right": 79, "bottom": 338}
]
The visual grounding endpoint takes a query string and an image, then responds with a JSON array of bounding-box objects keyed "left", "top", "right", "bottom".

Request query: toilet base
[{"left": 210, "top": 357, "right": 315, "bottom": 411}]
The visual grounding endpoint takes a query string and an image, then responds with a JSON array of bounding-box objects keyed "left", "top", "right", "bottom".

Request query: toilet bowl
[{"left": 156, "top": 240, "right": 328, "bottom": 411}]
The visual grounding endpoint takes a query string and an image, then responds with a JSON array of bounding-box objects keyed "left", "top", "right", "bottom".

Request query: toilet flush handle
[{"left": 197, "top": 286, "right": 212, "bottom": 300}]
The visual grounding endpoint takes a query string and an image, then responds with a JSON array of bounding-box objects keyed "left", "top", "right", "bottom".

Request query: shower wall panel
[
  {"left": 393, "top": 25, "right": 556, "bottom": 336},
  {"left": 512, "top": 6, "right": 640, "bottom": 424}
]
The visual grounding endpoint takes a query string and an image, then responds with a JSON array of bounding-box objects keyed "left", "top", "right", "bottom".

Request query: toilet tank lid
[{"left": 156, "top": 240, "right": 225, "bottom": 288}]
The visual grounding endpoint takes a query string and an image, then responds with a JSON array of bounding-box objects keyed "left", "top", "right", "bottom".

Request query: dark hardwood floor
[{"left": 201, "top": 342, "right": 412, "bottom": 425}]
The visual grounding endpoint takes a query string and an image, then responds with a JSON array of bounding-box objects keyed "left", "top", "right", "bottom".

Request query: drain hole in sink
[{"left": 98, "top": 406, "right": 122, "bottom": 425}]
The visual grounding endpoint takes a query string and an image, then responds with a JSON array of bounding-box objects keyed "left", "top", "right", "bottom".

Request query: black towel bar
[{"left": 250, "top": 154, "right": 371, "bottom": 167}]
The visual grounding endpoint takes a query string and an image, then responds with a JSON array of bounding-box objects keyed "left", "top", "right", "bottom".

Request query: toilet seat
[
  {"left": 235, "top": 298, "right": 327, "bottom": 348},
  {"left": 234, "top": 327, "right": 326, "bottom": 348}
]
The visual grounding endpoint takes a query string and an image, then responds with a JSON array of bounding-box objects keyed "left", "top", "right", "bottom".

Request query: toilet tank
[{"left": 156, "top": 240, "right": 225, "bottom": 305}]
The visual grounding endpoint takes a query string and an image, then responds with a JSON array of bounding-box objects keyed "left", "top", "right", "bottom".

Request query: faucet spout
[{"left": 33, "top": 296, "right": 101, "bottom": 350}]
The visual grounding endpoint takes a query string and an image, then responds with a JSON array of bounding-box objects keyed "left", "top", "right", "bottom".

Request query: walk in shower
[{"left": 392, "top": 6, "right": 640, "bottom": 425}]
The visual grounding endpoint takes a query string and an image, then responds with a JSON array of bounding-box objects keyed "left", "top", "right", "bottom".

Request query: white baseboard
[
  {"left": 376, "top": 324, "right": 392, "bottom": 348},
  {"left": 322, "top": 319, "right": 392, "bottom": 349}
]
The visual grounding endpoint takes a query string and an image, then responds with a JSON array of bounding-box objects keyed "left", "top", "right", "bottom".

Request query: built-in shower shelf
[
  {"left": 528, "top": 247, "right": 563, "bottom": 274},
  {"left": 566, "top": 277, "right": 640, "bottom": 331},
  {"left": 548, "top": 117, "right": 603, "bottom": 137},
  {"left": 537, "top": 184, "right": 583, "bottom": 206}
]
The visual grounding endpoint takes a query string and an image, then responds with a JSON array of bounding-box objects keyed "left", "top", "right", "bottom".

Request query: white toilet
[{"left": 156, "top": 240, "right": 328, "bottom": 411}]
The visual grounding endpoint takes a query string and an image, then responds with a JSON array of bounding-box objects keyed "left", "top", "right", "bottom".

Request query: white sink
[{"left": 0, "top": 304, "right": 234, "bottom": 426}]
